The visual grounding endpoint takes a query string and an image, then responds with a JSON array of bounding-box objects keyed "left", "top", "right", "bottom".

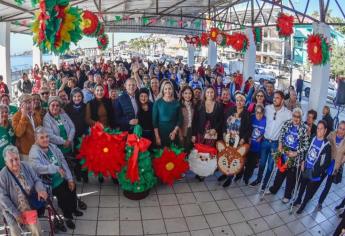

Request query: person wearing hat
[
  {"left": 0, "top": 94, "right": 18, "bottom": 119},
  {"left": 65, "top": 88, "right": 89, "bottom": 182},
  {"left": 12, "top": 94, "right": 43, "bottom": 160},
  {"left": 218, "top": 92, "right": 252, "bottom": 187},
  {"left": 43, "top": 96, "right": 75, "bottom": 155}
]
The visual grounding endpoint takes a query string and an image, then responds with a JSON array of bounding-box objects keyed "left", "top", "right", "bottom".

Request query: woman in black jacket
[
  {"left": 192, "top": 86, "right": 223, "bottom": 147},
  {"left": 293, "top": 120, "right": 332, "bottom": 214},
  {"left": 65, "top": 88, "right": 89, "bottom": 182},
  {"left": 136, "top": 88, "right": 154, "bottom": 142},
  {"left": 218, "top": 92, "right": 252, "bottom": 187}
]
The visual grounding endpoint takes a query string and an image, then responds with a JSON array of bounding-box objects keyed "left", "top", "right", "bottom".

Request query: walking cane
[
  {"left": 259, "top": 148, "right": 278, "bottom": 200},
  {"left": 289, "top": 158, "right": 303, "bottom": 214}
]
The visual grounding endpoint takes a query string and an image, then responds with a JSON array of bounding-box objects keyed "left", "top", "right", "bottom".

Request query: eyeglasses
[
  {"left": 293, "top": 115, "right": 301, "bottom": 119},
  {"left": 256, "top": 94, "right": 264, "bottom": 98},
  {"left": 273, "top": 112, "right": 277, "bottom": 120},
  {"left": 41, "top": 92, "right": 49, "bottom": 95}
]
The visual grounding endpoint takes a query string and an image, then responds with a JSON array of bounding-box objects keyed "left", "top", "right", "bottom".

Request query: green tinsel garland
[{"left": 321, "top": 38, "right": 331, "bottom": 65}]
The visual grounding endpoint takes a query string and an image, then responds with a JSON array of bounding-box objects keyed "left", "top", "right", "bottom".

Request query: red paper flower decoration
[
  {"left": 153, "top": 148, "right": 189, "bottom": 186},
  {"left": 306, "top": 33, "right": 331, "bottom": 65},
  {"left": 191, "top": 36, "right": 200, "bottom": 46},
  {"left": 77, "top": 122, "right": 127, "bottom": 177},
  {"left": 276, "top": 12, "right": 294, "bottom": 38},
  {"left": 81, "top": 10, "right": 99, "bottom": 36},
  {"left": 229, "top": 32, "right": 249, "bottom": 53},
  {"left": 209, "top": 27, "right": 219, "bottom": 42},
  {"left": 233, "top": 73, "right": 244, "bottom": 91},
  {"left": 276, "top": 157, "right": 288, "bottom": 173},
  {"left": 200, "top": 32, "right": 209, "bottom": 46},
  {"left": 97, "top": 23, "right": 104, "bottom": 35},
  {"left": 97, "top": 33, "right": 109, "bottom": 50}
]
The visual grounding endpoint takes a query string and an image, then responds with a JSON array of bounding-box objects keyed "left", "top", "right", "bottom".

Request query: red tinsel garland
[
  {"left": 306, "top": 33, "right": 331, "bottom": 65},
  {"left": 200, "top": 32, "right": 209, "bottom": 46},
  {"left": 153, "top": 148, "right": 189, "bottom": 186},
  {"left": 97, "top": 34, "right": 108, "bottom": 50},
  {"left": 276, "top": 12, "right": 294, "bottom": 38},
  {"left": 37, "top": 0, "right": 49, "bottom": 43}
]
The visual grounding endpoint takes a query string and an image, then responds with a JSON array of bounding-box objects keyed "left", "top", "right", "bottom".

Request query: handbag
[
  {"left": 333, "top": 166, "right": 343, "bottom": 184},
  {"left": 7, "top": 168, "right": 46, "bottom": 211}
]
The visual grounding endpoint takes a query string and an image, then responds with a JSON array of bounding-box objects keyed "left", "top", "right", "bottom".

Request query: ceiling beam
[
  {"left": 0, "top": 0, "right": 34, "bottom": 16},
  {"left": 103, "top": 0, "right": 127, "bottom": 13}
]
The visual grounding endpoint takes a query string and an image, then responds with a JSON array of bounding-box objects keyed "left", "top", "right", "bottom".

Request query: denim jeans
[{"left": 257, "top": 139, "right": 278, "bottom": 188}]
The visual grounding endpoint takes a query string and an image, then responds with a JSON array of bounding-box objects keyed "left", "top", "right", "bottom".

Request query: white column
[
  {"left": 52, "top": 55, "right": 60, "bottom": 69},
  {"left": 0, "top": 22, "right": 11, "bottom": 91},
  {"left": 187, "top": 44, "right": 195, "bottom": 67},
  {"left": 243, "top": 28, "right": 256, "bottom": 83},
  {"left": 208, "top": 41, "right": 217, "bottom": 68},
  {"left": 308, "top": 23, "right": 331, "bottom": 118},
  {"left": 32, "top": 46, "right": 42, "bottom": 68}
]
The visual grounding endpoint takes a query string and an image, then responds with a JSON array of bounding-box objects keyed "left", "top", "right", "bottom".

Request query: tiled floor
[{"left": 8, "top": 170, "right": 342, "bottom": 236}]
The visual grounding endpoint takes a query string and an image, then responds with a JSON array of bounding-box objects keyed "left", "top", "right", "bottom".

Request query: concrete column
[
  {"left": 208, "top": 41, "right": 217, "bottom": 68},
  {"left": 187, "top": 44, "right": 195, "bottom": 67},
  {"left": 308, "top": 22, "right": 331, "bottom": 118},
  {"left": 0, "top": 22, "right": 11, "bottom": 91},
  {"left": 243, "top": 28, "right": 256, "bottom": 83},
  {"left": 52, "top": 55, "right": 60, "bottom": 69},
  {"left": 32, "top": 46, "right": 42, "bottom": 68}
]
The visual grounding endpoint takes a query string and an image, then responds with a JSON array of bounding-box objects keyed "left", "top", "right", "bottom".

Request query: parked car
[
  {"left": 303, "top": 80, "right": 336, "bottom": 102},
  {"left": 254, "top": 69, "right": 276, "bottom": 84}
]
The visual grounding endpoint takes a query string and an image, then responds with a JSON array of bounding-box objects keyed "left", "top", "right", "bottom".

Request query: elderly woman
[
  {"left": 0, "top": 145, "right": 47, "bottom": 236},
  {"left": 0, "top": 104, "right": 15, "bottom": 169},
  {"left": 268, "top": 108, "right": 310, "bottom": 203},
  {"left": 43, "top": 96, "right": 75, "bottom": 155},
  {"left": 29, "top": 127, "right": 85, "bottom": 230}
]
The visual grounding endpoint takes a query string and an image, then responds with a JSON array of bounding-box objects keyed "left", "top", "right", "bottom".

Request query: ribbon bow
[
  {"left": 126, "top": 134, "right": 151, "bottom": 183},
  {"left": 194, "top": 143, "right": 217, "bottom": 156}
]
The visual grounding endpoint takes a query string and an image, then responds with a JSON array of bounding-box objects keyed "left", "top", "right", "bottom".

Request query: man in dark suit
[{"left": 114, "top": 78, "right": 138, "bottom": 132}]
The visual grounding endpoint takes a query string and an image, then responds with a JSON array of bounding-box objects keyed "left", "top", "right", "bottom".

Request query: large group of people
[{"left": 0, "top": 56, "right": 344, "bottom": 235}]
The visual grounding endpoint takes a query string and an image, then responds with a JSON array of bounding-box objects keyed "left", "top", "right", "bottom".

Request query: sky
[{"left": 10, "top": 0, "right": 344, "bottom": 55}]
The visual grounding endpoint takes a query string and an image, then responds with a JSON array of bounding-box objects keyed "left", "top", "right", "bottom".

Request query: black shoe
[
  {"left": 112, "top": 177, "right": 119, "bottom": 185},
  {"left": 234, "top": 175, "right": 242, "bottom": 182},
  {"left": 74, "top": 210, "right": 84, "bottom": 217},
  {"left": 78, "top": 199, "right": 87, "bottom": 210},
  {"left": 335, "top": 205, "right": 344, "bottom": 210},
  {"left": 98, "top": 176, "right": 104, "bottom": 184},
  {"left": 195, "top": 175, "right": 205, "bottom": 182},
  {"left": 296, "top": 204, "right": 306, "bottom": 214},
  {"left": 250, "top": 179, "right": 260, "bottom": 187},
  {"left": 54, "top": 219, "right": 67, "bottom": 233},
  {"left": 65, "top": 219, "right": 75, "bottom": 229},
  {"left": 217, "top": 175, "right": 227, "bottom": 182},
  {"left": 222, "top": 177, "right": 233, "bottom": 187}
]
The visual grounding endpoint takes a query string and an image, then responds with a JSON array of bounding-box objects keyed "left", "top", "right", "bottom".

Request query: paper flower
[
  {"left": 276, "top": 12, "right": 294, "bottom": 38},
  {"left": 209, "top": 27, "right": 219, "bottom": 41},
  {"left": 200, "top": 32, "right": 209, "bottom": 46},
  {"left": 228, "top": 32, "right": 249, "bottom": 53},
  {"left": 81, "top": 10, "right": 99, "bottom": 36},
  {"left": 153, "top": 147, "right": 189, "bottom": 186},
  {"left": 216, "top": 32, "right": 226, "bottom": 46},
  {"left": 306, "top": 33, "right": 331, "bottom": 65},
  {"left": 77, "top": 122, "right": 127, "bottom": 178},
  {"left": 97, "top": 33, "right": 109, "bottom": 50}
]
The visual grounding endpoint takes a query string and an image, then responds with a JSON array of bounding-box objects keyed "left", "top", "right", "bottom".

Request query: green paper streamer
[
  {"left": 321, "top": 38, "right": 331, "bottom": 65},
  {"left": 194, "top": 20, "right": 201, "bottom": 28},
  {"left": 115, "top": 15, "right": 122, "bottom": 22},
  {"left": 142, "top": 17, "right": 149, "bottom": 25},
  {"left": 133, "top": 125, "right": 143, "bottom": 138}
]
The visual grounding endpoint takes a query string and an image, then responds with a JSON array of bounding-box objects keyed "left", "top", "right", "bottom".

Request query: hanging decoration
[
  {"left": 97, "top": 23, "right": 104, "bottom": 35},
  {"left": 216, "top": 32, "right": 226, "bottom": 46},
  {"left": 153, "top": 146, "right": 189, "bottom": 186},
  {"left": 200, "top": 32, "right": 209, "bottom": 46},
  {"left": 81, "top": 10, "right": 99, "bottom": 36},
  {"left": 228, "top": 32, "right": 249, "bottom": 53},
  {"left": 253, "top": 27, "right": 262, "bottom": 45},
  {"left": 184, "top": 35, "right": 200, "bottom": 46},
  {"left": 77, "top": 122, "right": 127, "bottom": 178},
  {"left": 14, "top": 0, "right": 39, "bottom": 6},
  {"left": 276, "top": 12, "right": 294, "bottom": 38},
  {"left": 273, "top": 147, "right": 293, "bottom": 173},
  {"left": 97, "top": 33, "right": 109, "bottom": 50},
  {"left": 306, "top": 33, "right": 331, "bottom": 65},
  {"left": 209, "top": 27, "right": 219, "bottom": 42},
  {"left": 233, "top": 73, "right": 244, "bottom": 91},
  {"left": 32, "top": 0, "right": 83, "bottom": 55},
  {"left": 118, "top": 125, "right": 157, "bottom": 196}
]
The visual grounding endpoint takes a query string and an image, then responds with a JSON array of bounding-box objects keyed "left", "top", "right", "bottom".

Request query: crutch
[{"left": 289, "top": 158, "right": 303, "bottom": 214}]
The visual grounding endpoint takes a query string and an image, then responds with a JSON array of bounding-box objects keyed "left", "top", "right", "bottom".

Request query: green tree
[
  {"left": 331, "top": 45, "right": 345, "bottom": 77},
  {"left": 311, "top": 10, "right": 345, "bottom": 35}
]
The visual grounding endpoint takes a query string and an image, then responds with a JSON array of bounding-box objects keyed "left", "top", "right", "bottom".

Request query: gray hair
[
  {"left": 292, "top": 107, "right": 303, "bottom": 117},
  {"left": 255, "top": 104, "right": 265, "bottom": 114},
  {"left": 3, "top": 145, "right": 19, "bottom": 162},
  {"left": 34, "top": 126, "right": 48, "bottom": 139},
  {"left": 0, "top": 104, "right": 9, "bottom": 112}
]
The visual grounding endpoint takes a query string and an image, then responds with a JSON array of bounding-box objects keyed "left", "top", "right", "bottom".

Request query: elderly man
[
  {"left": 12, "top": 95, "right": 43, "bottom": 160},
  {"left": 0, "top": 145, "right": 48, "bottom": 236},
  {"left": 115, "top": 78, "right": 138, "bottom": 132}
]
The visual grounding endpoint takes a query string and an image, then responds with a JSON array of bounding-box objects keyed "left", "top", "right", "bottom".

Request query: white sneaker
[{"left": 282, "top": 198, "right": 290, "bottom": 204}]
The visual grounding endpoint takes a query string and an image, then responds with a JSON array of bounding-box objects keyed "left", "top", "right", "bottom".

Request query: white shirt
[
  {"left": 264, "top": 105, "right": 292, "bottom": 141},
  {"left": 129, "top": 94, "right": 138, "bottom": 116}
]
